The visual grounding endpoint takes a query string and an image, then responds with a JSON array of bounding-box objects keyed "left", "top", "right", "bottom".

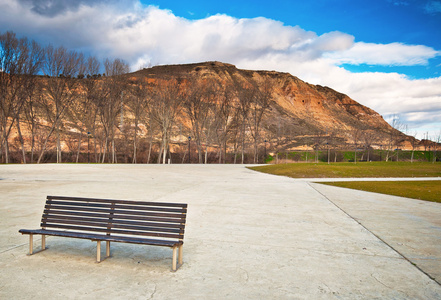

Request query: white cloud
[
  {"left": 325, "top": 42, "right": 440, "bottom": 66},
  {"left": 425, "top": 0, "right": 441, "bottom": 14},
  {"left": 1, "top": 0, "right": 440, "bottom": 137}
]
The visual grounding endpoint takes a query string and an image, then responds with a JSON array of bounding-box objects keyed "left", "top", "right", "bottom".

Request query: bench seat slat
[
  {"left": 46, "top": 201, "right": 187, "bottom": 213},
  {"left": 19, "top": 229, "right": 182, "bottom": 247},
  {"left": 42, "top": 223, "right": 184, "bottom": 239},
  {"left": 47, "top": 196, "right": 187, "bottom": 208},
  {"left": 95, "top": 235, "right": 182, "bottom": 247},
  {"left": 42, "top": 219, "right": 184, "bottom": 233},
  {"left": 42, "top": 215, "right": 108, "bottom": 224},
  {"left": 42, "top": 215, "right": 185, "bottom": 229},
  {"left": 44, "top": 206, "right": 186, "bottom": 219},
  {"left": 43, "top": 210, "right": 185, "bottom": 223}
]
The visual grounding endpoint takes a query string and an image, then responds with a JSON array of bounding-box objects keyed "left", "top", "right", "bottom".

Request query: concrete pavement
[{"left": 0, "top": 164, "right": 440, "bottom": 299}]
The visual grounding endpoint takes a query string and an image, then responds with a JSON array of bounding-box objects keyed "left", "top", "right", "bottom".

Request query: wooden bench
[{"left": 19, "top": 196, "right": 187, "bottom": 271}]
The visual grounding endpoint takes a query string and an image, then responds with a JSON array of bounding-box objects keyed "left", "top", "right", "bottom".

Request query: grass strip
[
  {"left": 249, "top": 162, "right": 441, "bottom": 203},
  {"left": 249, "top": 162, "right": 441, "bottom": 178},
  {"left": 319, "top": 181, "right": 441, "bottom": 203}
]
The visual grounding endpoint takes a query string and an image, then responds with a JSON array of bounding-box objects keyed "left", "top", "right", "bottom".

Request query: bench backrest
[{"left": 42, "top": 196, "right": 187, "bottom": 242}]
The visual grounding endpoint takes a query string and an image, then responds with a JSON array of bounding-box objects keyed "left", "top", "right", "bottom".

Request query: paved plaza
[{"left": 1, "top": 164, "right": 440, "bottom": 299}]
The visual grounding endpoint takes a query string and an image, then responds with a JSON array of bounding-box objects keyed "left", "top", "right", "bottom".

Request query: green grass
[
  {"left": 321, "top": 181, "right": 441, "bottom": 203},
  {"left": 249, "top": 162, "right": 441, "bottom": 203},
  {"left": 249, "top": 162, "right": 441, "bottom": 178}
]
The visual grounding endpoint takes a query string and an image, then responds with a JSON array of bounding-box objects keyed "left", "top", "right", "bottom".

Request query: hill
[
  {"left": 4, "top": 61, "right": 417, "bottom": 164},
  {"left": 130, "top": 61, "right": 408, "bottom": 149}
]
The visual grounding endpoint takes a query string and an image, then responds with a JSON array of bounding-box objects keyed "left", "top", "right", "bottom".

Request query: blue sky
[
  {"left": 146, "top": 0, "right": 441, "bottom": 79},
  {"left": 1, "top": 0, "right": 440, "bottom": 138}
]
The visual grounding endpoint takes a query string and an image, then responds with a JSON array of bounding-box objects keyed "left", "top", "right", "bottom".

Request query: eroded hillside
[{"left": 4, "top": 61, "right": 412, "bottom": 164}]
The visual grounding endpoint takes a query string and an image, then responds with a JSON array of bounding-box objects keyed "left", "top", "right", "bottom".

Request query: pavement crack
[
  {"left": 147, "top": 283, "right": 157, "bottom": 299},
  {"left": 0, "top": 243, "right": 28, "bottom": 255},
  {"left": 371, "top": 272, "right": 417, "bottom": 298},
  {"left": 370, "top": 273, "right": 395, "bottom": 291}
]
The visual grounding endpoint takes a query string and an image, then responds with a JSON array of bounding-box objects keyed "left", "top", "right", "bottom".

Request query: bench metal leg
[
  {"left": 178, "top": 244, "right": 183, "bottom": 265},
  {"left": 42, "top": 235, "right": 46, "bottom": 251},
  {"left": 96, "top": 241, "right": 110, "bottom": 263},
  {"left": 106, "top": 241, "right": 110, "bottom": 258},
  {"left": 172, "top": 246, "right": 177, "bottom": 271},
  {"left": 96, "top": 241, "right": 101, "bottom": 263},
  {"left": 29, "top": 234, "right": 33, "bottom": 255},
  {"left": 27, "top": 234, "right": 47, "bottom": 256},
  {"left": 172, "top": 245, "right": 184, "bottom": 272}
]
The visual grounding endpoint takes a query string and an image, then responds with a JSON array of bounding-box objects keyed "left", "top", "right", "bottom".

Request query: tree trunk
[
  {"left": 30, "top": 122, "right": 36, "bottom": 163},
  {"left": 133, "top": 121, "right": 138, "bottom": 164},
  {"left": 162, "top": 143, "right": 167, "bottom": 164},
  {"left": 181, "top": 152, "right": 186, "bottom": 164},
  {"left": 133, "top": 141, "right": 137, "bottom": 163},
  {"left": 160, "top": 129, "right": 168, "bottom": 164},
  {"left": 197, "top": 140, "right": 203, "bottom": 163},
  {"left": 2, "top": 135, "right": 9, "bottom": 164},
  {"left": 112, "top": 139, "right": 117, "bottom": 163},
  {"left": 16, "top": 117, "right": 26, "bottom": 164},
  {"left": 56, "top": 126, "right": 62, "bottom": 163},
  {"left": 147, "top": 137, "right": 153, "bottom": 164},
  {"left": 223, "top": 140, "right": 227, "bottom": 164},
  {"left": 37, "top": 125, "right": 56, "bottom": 164},
  {"left": 241, "top": 124, "right": 245, "bottom": 164},
  {"left": 218, "top": 145, "right": 222, "bottom": 164},
  {"left": 31, "top": 134, "right": 35, "bottom": 164},
  {"left": 93, "top": 135, "right": 98, "bottom": 163},
  {"left": 101, "top": 137, "right": 108, "bottom": 163},
  {"left": 157, "top": 142, "right": 163, "bottom": 164},
  {"left": 76, "top": 132, "right": 82, "bottom": 163},
  {"left": 204, "top": 133, "right": 209, "bottom": 164}
]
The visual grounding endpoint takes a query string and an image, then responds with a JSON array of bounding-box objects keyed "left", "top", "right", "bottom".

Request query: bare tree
[
  {"left": 361, "top": 129, "right": 378, "bottom": 162},
  {"left": 249, "top": 77, "right": 273, "bottom": 163},
  {"left": 386, "top": 115, "right": 404, "bottom": 162},
  {"left": 212, "top": 82, "right": 237, "bottom": 163},
  {"left": 407, "top": 130, "right": 419, "bottom": 163},
  {"left": 128, "top": 79, "right": 150, "bottom": 163},
  {"left": 80, "top": 56, "right": 103, "bottom": 163},
  {"left": 202, "top": 102, "right": 218, "bottom": 164},
  {"left": 149, "top": 79, "right": 184, "bottom": 164},
  {"left": 351, "top": 128, "right": 361, "bottom": 163},
  {"left": 96, "top": 58, "right": 129, "bottom": 163},
  {"left": 67, "top": 56, "right": 102, "bottom": 163},
  {"left": 23, "top": 84, "right": 42, "bottom": 163},
  {"left": 0, "top": 31, "right": 43, "bottom": 163},
  {"left": 37, "top": 45, "right": 82, "bottom": 163},
  {"left": 183, "top": 78, "right": 216, "bottom": 163},
  {"left": 235, "top": 82, "right": 253, "bottom": 164},
  {"left": 312, "top": 130, "right": 326, "bottom": 163}
]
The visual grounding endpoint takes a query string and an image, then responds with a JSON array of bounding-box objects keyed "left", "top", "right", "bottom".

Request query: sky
[{"left": 1, "top": 0, "right": 440, "bottom": 139}]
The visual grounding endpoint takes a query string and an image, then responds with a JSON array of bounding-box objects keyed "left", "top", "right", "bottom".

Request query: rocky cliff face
[{"left": 130, "top": 61, "right": 405, "bottom": 149}]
